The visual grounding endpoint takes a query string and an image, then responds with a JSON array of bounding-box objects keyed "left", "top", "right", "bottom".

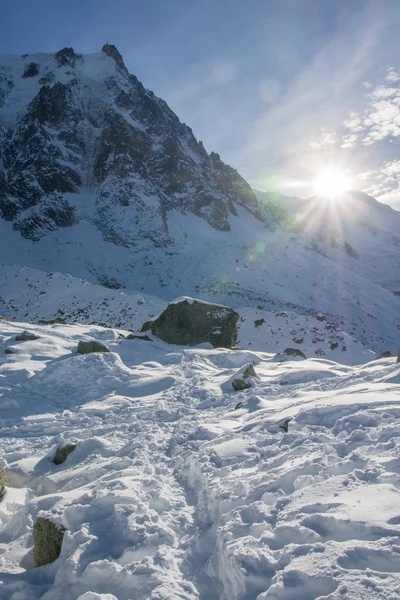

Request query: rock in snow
[
  {"left": 231, "top": 363, "right": 259, "bottom": 390},
  {"left": 0, "top": 318, "right": 400, "bottom": 598},
  {"left": 275, "top": 347, "right": 307, "bottom": 361},
  {"left": 15, "top": 331, "right": 40, "bottom": 341},
  {"left": 53, "top": 444, "right": 77, "bottom": 465},
  {"left": 33, "top": 517, "right": 65, "bottom": 567},
  {"left": 77, "top": 340, "right": 110, "bottom": 354},
  {"left": 149, "top": 298, "right": 239, "bottom": 348}
]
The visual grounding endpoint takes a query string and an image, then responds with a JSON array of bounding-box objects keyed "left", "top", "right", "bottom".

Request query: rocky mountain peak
[
  {"left": 101, "top": 43, "right": 127, "bottom": 72},
  {"left": 0, "top": 45, "right": 258, "bottom": 245}
]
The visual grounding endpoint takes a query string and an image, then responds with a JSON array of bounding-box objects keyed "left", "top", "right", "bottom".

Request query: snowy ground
[
  {"left": 0, "top": 319, "right": 400, "bottom": 599},
  {"left": 0, "top": 265, "right": 378, "bottom": 365}
]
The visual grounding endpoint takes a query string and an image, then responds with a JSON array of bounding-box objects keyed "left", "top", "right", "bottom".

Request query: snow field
[
  {"left": 0, "top": 319, "right": 399, "bottom": 599},
  {"left": 0, "top": 264, "right": 379, "bottom": 366}
]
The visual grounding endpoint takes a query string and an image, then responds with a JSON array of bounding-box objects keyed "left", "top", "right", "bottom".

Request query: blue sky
[{"left": 1, "top": 0, "right": 400, "bottom": 206}]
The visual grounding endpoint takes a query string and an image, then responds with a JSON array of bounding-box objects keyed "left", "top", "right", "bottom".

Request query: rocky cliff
[{"left": 0, "top": 45, "right": 258, "bottom": 243}]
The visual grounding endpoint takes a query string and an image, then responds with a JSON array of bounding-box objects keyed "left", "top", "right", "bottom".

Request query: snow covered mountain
[
  {"left": 1, "top": 43, "right": 400, "bottom": 600},
  {"left": 0, "top": 45, "right": 399, "bottom": 355},
  {"left": 0, "top": 45, "right": 258, "bottom": 244}
]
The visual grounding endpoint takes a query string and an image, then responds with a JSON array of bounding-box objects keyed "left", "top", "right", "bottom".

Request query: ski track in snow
[{"left": 0, "top": 320, "right": 400, "bottom": 599}]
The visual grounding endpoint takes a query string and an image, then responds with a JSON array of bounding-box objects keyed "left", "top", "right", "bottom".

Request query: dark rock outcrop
[
  {"left": 149, "top": 298, "right": 239, "bottom": 348},
  {"left": 33, "top": 517, "right": 65, "bottom": 567},
  {"left": 126, "top": 333, "right": 153, "bottom": 341},
  {"left": 0, "top": 44, "right": 259, "bottom": 246},
  {"left": 283, "top": 348, "right": 306, "bottom": 358},
  {"left": 38, "top": 318, "right": 66, "bottom": 325},
  {"left": 22, "top": 62, "right": 39, "bottom": 78},
  {"left": 55, "top": 47, "right": 78, "bottom": 67},
  {"left": 77, "top": 340, "right": 110, "bottom": 354},
  {"left": 15, "top": 331, "right": 39, "bottom": 341},
  {"left": 101, "top": 44, "right": 127, "bottom": 72},
  {"left": 275, "top": 348, "right": 307, "bottom": 362},
  {"left": 377, "top": 351, "right": 393, "bottom": 359},
  {"left": 53, "top": 444, "right": 77, "bottom": 465},
  {"left": 232, "top": 363, "right": 259, "bottom": 391}
]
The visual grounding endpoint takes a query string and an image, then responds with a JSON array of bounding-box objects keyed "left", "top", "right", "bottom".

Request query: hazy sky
[{"left": 1, "top": 0, "right": 400, "bottom": 207}]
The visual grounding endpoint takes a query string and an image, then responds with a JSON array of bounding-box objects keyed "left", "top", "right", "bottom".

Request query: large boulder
[
  {"left": 147, "top": 298, "right": 239, "bottom": 348},
  {"left": 15, "top": 331, "right": 39, "bottom": 341},
  {"left": 33, "top": 517, "right": 65, "bottom": 567},
  {"left": 77, "top": 341, "right": 110, "bottom": 354}
]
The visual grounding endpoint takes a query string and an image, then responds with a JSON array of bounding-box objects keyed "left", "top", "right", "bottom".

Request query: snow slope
[
  {"left": 0, "top": 319, "right": 400, "bottom": 599},
  {"left": 0, "top": 264, "right": 378, "bottom": 365}
]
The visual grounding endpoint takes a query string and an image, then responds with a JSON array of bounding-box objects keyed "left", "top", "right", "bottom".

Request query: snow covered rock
[
  {"left": 53, "top": 443, "right": 77, "bottom": 465},
  {"left": 77, "top": 340, "right": 110, "bottom": 354},
  {"left": 33, "top": 517, "right": 65, "bottom": 567},
  {"left": 126, "top": 333, "right": 153, "bottom": 341},
  {"left": 149, "top": 298, "right": 239, "bottom": 348},
  {"left": 15, "top": 331, "right": 39, "bottom": 341},
  {"left": 232, "top": 363, "right": 259, "bottom": 391},
  {"left": 275, "top": 347, "right": 307, "bottom": 361}
]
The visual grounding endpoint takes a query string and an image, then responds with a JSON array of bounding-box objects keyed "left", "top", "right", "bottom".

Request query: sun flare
[{"left": 313, "top": 168, "right": 351, "bottom": 200}]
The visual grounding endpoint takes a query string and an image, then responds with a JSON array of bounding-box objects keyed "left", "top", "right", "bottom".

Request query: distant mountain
[
  {"left": 0, "top": 45, "right": 399, "bottom": 354},
  {"left": 254, "top": 189, "right": 304, "bottom": 214}
]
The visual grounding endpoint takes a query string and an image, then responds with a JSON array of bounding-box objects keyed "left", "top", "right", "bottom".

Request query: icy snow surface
[{"left": 0, "top": 318, "right": 400, "bottom": 599}]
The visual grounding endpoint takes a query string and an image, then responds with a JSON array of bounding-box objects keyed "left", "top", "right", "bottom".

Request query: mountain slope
[
  {"left": 0, "top": 264, "right": 376, "bottom": 365},
  {"left": 0, "top": 45, "right": 399, "bottom": 354},
  {"left": 0, "top": 45, "right": 258, "bottom": 244}
]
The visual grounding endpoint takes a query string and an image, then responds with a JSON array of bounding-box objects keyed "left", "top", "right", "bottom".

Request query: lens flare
[{"left": 313, "top": 168, "right": 350, "bottom": 201}]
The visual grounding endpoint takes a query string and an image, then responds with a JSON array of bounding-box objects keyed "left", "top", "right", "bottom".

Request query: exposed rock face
[
  {"left": 77, "top": 340, "right": 110, "bottom": 354},
  {"left": 53, "top": 444, "right": 77, "bottom": 465},
  {"left": 0, "top": 45, "right": 259, "bottom": 247},
  {"left": 232, "top": 379, "right": 251, "bottom": 391},
  {"left": 397, "top": 349, "right": 400, "bottom": 364},
  {"left": 377, "top": 351, "right": 393, "bottom": 359},
  {"left": 342, "top": 241, "right": 359, "bottom": 259},
  {"left": 232, "top": 363, "right": 259, "bottom": 391},
  {"left": 275, "top": 348, "right": 307, "bottom": 361},
  {"left": 22, "top": 62, "right": 39, "bottom": 78},
  {"left": 149, "top": 298, "right": 239, "bottom": 348},
  {"left": 126, "top": 333, "right": 153, "bottom": 341},
  {"left": 15, "top": 331, "right": 39, "bottom": 341},
  {"left": 38, "top": 318, "right": 66, "bottom": 325},
  {"left": 33, "top": 517, "right": 65, "bottom": 567}
]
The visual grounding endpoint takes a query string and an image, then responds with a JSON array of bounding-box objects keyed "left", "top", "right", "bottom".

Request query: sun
[{"left": 313, "top": 168, "right": 351, "bottom": 201}]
